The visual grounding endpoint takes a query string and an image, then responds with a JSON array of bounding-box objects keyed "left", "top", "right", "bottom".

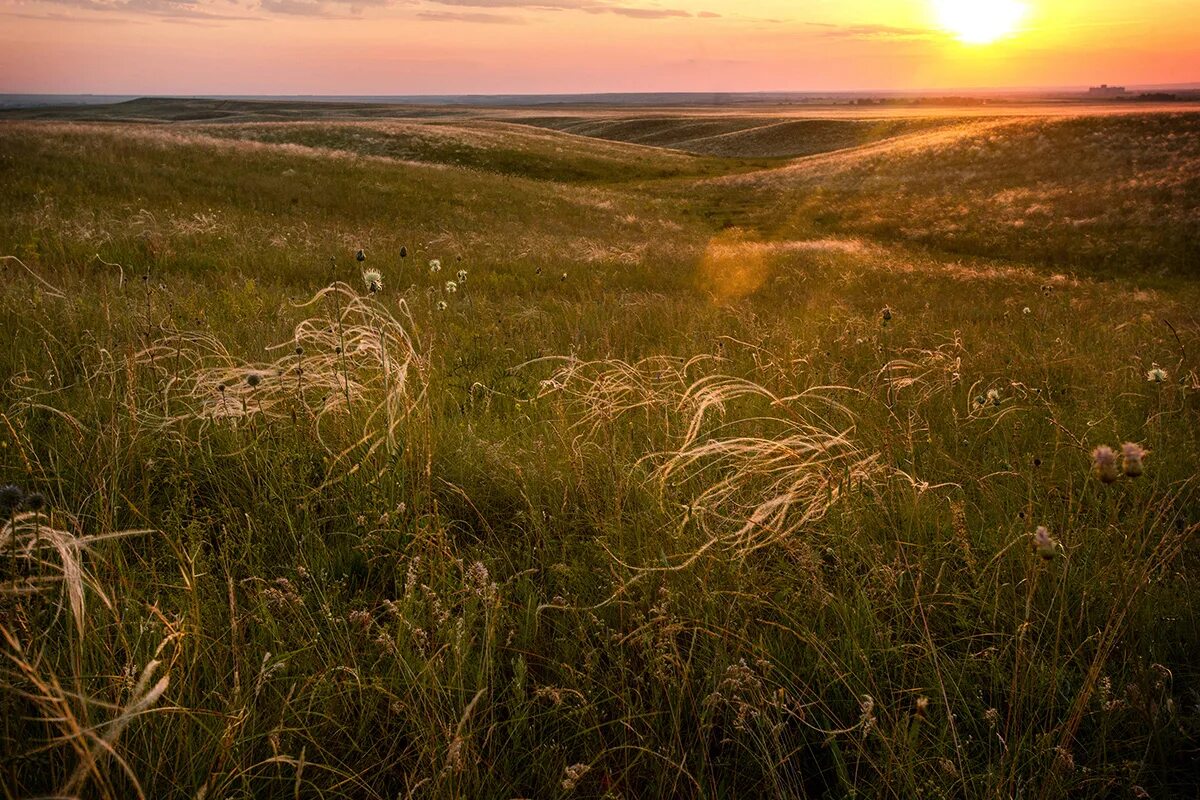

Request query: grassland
[{"left": 1, "top": 100, "right": 1199, "bottom": 799}]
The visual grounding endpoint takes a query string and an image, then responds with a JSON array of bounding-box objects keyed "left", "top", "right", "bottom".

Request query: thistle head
[
  {"left": 429, "top": 259, "right": 441, "bottom": 273},
  {"left": 246, "top": 372, "right": 262, "bottom": 389},
  {"left": 986, "top": 388, "right": 1001, "bottom": 407},
  {"left": 355, "top": 248, "right": 366, "bottom": 263},
  {"left": 1092, "top": 445, "right": 1118, "bottom": 484},
  {"left": 399, "top": 245, "right": 408, "bottom": 258},
  {"left": 0, "top": 485, "right": 24, "bottom": 517},
  {"left": 1146, "top": 367, "right": 1168, "bottom": 384},
  {"left": 456, "top": 269, "right": 467, "bottom": 283},
  {"left": 1032, "top": 525, "right": 1056, "bottom": 560},
  {"left": 444, "top": 280, "right": 458, "bottom": 294},
  {"left": 436, "top": 300, "right": 448, "bottom": 312},
  {"left": 363, "top": 269, "right": 383, "bottom": 294},
  {"left": 1121, "top": 442, "right": 1147, "bottom": 477},
  {"left": 881, "top": 306, "right": 893, "bottom": 323},
  {"left": 23, "top": 492, "right": 45, "bottom": 512}
]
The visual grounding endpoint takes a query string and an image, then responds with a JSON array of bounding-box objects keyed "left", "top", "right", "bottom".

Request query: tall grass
[{"left": 1, "top": 114, "right": 1199, "bottom": 798}]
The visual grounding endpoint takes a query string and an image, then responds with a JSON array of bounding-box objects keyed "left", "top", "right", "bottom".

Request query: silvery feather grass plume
[
  {"left": 1, "top": 511, "right": 151, "bottom": 641},
  {"left": 136, "top": 282, "right": 425, "bottom": 454},
  {"left": 531, "top": 355, "right": 893, "bottom": 558}
]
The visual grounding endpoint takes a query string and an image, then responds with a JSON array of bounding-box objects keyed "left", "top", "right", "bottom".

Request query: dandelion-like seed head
[
  {"left": 363, "top": 269, "right": 383, "bottom": 294},
  {"left": 1147, "top": 367, "right": 1168, "bottom": 383},
  {"left": 436, "top": 300, "right": 448, "bottom": 312},
  {"left": 444, "top": 280, "right": 458, "bottom": 294},
  {"left": 0, "top": 484, "right": 24, "bottom": 516},
  {"left": 1121, "top": 442, "right": 1147, "bottom": 478},
  {"left": 1092, "top": 445, "right": 1118, "bottom": 484},
  {"left": 429, "top": 259, "right": 441, "bottom": 273},
  {"left": 457, "top": 269, "right": 467, "bottom": 283},
  {"left": 1032, "top": 525, "right": 1056, "bottom": 560}
]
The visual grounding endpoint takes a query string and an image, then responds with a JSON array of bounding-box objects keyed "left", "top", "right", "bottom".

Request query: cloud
[
  {"left": 588, "top": 5, "right": 689, "bottom": 18},
  {"left": 807, "top": 22, "right": 936, "bottom": 40},
  {"left": 9, "top": 0, "right": 717, "bottom": 22},
  {"left": 423, "top": 0, "right": 712, "bottom": 19},
  {"left": 417, "top": 8, "right": 521, "bottom": 21},
  {"left": 34, "top": 0, "right": 261, "bottom": 20}
]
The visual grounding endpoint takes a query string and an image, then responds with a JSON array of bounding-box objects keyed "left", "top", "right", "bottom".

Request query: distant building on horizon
[{"left": 1088, "top": 84, "right": 1128, "bottom": 97}]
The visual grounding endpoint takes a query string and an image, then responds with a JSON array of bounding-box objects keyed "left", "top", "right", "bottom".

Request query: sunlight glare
[{"left": 933, "top": 0, "right": 1028, "bottom": 45}]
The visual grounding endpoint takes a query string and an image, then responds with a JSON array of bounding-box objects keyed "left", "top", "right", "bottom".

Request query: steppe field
[{"left": 1, "top": 98, "right": 1199, "bottom": 799}]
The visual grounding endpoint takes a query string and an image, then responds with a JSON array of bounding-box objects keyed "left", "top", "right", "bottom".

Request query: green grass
[{"left": 1, "top": 106, "right": 1199, "bottom": 800}]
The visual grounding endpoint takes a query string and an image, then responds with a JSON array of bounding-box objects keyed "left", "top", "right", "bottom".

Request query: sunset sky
[{"left": 1, "top": 0, "right": 1197, "bottom": 94}]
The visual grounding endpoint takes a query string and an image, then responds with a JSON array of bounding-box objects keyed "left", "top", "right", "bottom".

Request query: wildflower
[
  {"left": 986, "top": 388, "right": 1001, "bottom": 406},
  {"left": 355, "top": 249, "right": 366, "bottom": 263},
  {"left": 400, "top": 245, "right": 408, "bottom": 258},
  {"left": 974, "top": 394, "right": 986, "bottom": 407},
  {"left": 1022, "top": 307, "right": 1032, "bottom": 315},
  {"left": 456, "top": 269, "right": 467, "bottom": 283},
  {"left": 0, "top": 485, "right": 24, "bottom": 516},
  {"left": 1146, "top": 367, "right": 1168, "bottom": 383},
  {"left": 23, "top": 492, "right": 45, "bottom": 512},
  {"left": 1032, "top": 526, "right": 1056, "bottom": 560},
  {"left": 914, "top": 696, "right": 930, "bottom": 717},
  {"left": 429, "top": 259, "right": 441, "bottom": 273},
  {"left": 1121, "top": 442, "right": 1147, "bottom": 478},
  {"left": 560, "top": 272, "right": 567, "bottom": 282},
  {"left": 436, "top": 300, "right": 448, "bottom": 312},
  {"left": 246, "top": 372, "right": 262, "bottom": 388},
  {"left": 561, "top": 763, "right": 591, "bottom": 792},
  {"left": 363, "top": 269, "right": 383, "bottom": 294},
  {"left": 881, "top": 306, "right": 893, "bottom": 323},
  {"left": 1092, "top": 445, "right": 1118, "bottom": 484},
  {"left": 444, "top": 280, "right": 458, "bottom": 294}
]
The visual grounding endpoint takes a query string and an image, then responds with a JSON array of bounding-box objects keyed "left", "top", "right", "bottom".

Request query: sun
[{"left": 933, "top": 0, "right": 1028, "bottom": 45}]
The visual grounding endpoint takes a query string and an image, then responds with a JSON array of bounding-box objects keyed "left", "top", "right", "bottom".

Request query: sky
[{"left": 1, "top": 0, "right": 1197, "bottom": 94}]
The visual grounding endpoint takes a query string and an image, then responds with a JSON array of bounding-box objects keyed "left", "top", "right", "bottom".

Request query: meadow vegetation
[{"left": 1, "top": 103, "right": 1199, "bottom": 799}]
